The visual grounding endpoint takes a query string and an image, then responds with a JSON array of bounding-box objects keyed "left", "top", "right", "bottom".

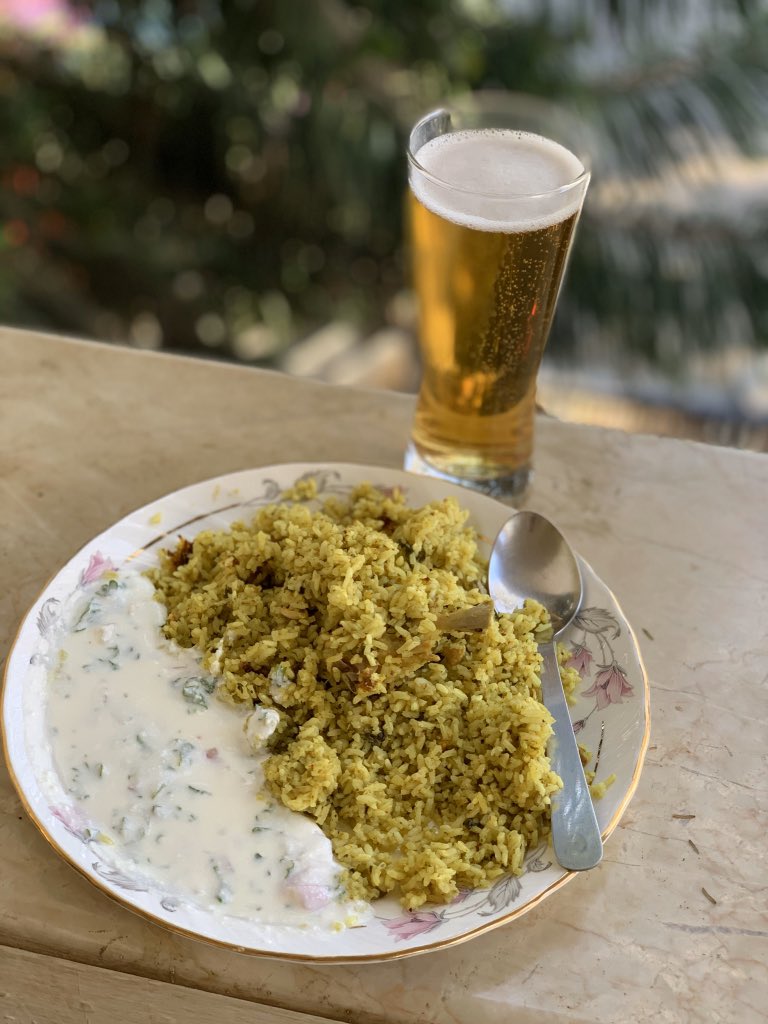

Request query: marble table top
[{"left": 1, "top": 326, "right": 766, "bottom": 1024}]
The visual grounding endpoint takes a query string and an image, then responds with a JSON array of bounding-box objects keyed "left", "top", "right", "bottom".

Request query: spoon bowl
[
  {"left": 489, "top": 510, "right": 603, "bottom": 871},
  {"left": 489, "top": 511, "right": 583, "bottom": 637}
]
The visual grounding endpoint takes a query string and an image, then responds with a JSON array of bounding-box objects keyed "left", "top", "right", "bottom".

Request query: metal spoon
[{"left": 488, "top": 510, "right": 603, "bottom": 871}]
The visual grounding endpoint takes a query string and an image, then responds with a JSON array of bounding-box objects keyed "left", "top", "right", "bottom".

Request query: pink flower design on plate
[
  {"left": 566, "top": 643, "right": 593, "bottom": 677},
  {"left": 50, "top": 804, "right": 89, "bottom": 840},
  {"left": 383, "top": 910, "right": 443, "bottom": 942},
  {"left": 79, "top": 551, "right": 115, "bottom": 586},
  {"left": 450, "top": 888, "right": 474, "bottom": 906},
  {"left": 582, "top": 663, "right": 634, "bottom": 710}
]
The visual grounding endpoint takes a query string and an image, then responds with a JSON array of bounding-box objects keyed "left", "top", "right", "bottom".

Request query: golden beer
[{"left": 405, "top": 119, "right": 588, "bottom": 494}]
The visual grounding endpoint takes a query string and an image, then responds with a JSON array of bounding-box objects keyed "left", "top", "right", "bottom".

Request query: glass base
[{"left": 403, "top": 442, "right": 531, "bottom": 503}]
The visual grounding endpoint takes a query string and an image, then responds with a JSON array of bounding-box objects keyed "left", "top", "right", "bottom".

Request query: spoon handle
[{"left": 540, "top": 641, "right": 603, "bottom": 871}]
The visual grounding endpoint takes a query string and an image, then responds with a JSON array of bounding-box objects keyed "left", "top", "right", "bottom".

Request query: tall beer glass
[{"left": 404, "top": 93, "right": 590, "bottom": 497}]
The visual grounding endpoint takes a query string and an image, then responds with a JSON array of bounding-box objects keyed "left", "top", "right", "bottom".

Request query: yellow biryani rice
[{"left": 147, "top": 481, "right": 580, "bottom": 909}]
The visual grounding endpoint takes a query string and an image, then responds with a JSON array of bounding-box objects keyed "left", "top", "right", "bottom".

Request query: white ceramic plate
[{"left": 2, "top": 463, "right": 649, "bottom": 963}]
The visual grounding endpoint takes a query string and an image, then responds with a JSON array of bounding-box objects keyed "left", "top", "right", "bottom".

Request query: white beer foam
[{"left": 411, "top": 129, "right": 586, "bottom": 233}]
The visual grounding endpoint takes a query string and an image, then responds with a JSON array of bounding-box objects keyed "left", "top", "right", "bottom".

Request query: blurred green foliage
[{"left": 1, "top": 0, "right": 767, "bottom": 397}]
